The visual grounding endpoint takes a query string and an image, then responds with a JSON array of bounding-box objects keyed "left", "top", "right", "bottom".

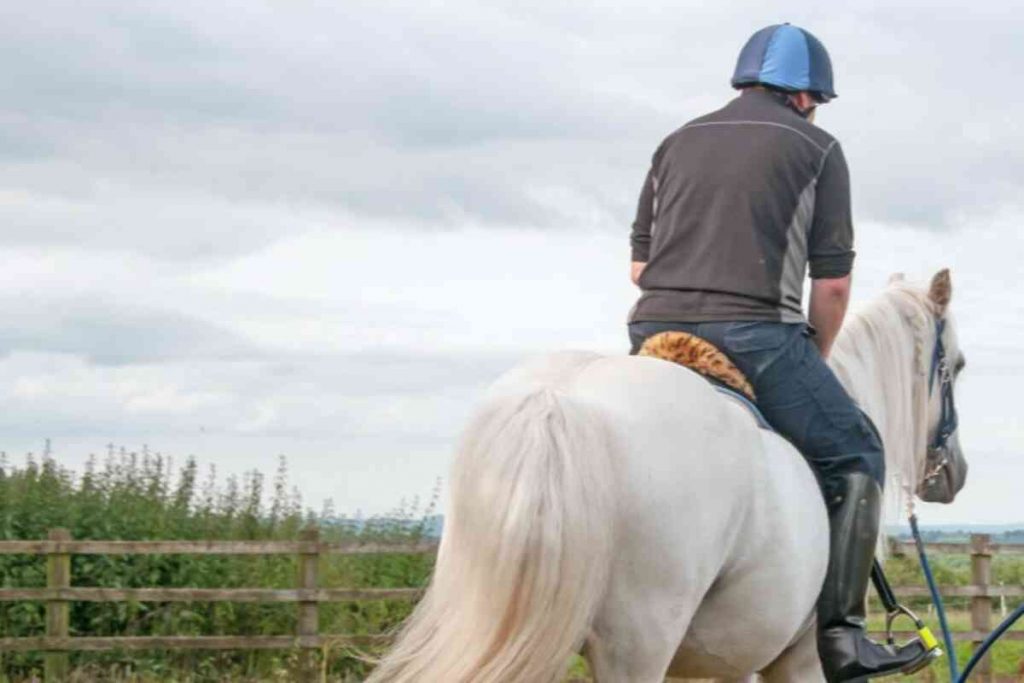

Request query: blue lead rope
[
  {"left": 912, "top": 513, "right": 1024, "bottom": 682},
  {"left": 959, "top": 602, "right": 1024, "bottom": 680},
  {"left": 910, "top": 514, "right": 958, "bottom": 681}
]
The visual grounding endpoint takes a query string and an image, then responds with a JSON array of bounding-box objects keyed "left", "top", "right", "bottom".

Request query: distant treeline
[
  {"left": 891, "top": 528, "right": 1024, "bottom": 545},
  {"left": 0, "top": 446, "right": 438, "bottom": 682},
  {"left": 922, "top": 529, "right": 1024, "bottom": 544}
]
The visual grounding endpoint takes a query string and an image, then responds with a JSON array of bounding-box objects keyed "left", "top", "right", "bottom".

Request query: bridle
[
  {"left": 910, "top": 316, "right": 1021, "bottom": 683},
  {"left": 922, "top": 317, "right": 959, "bottom": 488}
]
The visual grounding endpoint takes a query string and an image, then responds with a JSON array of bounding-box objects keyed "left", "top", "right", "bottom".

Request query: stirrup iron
[{"left": 870, "top": 559, "right": 943, "bottom": 673}]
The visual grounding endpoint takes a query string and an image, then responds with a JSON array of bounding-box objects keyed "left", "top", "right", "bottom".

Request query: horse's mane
[{"left": 829, "top": 280, "right": 941, "bottom": 518}]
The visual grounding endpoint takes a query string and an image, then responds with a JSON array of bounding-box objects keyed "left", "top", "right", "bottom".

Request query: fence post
[
  {"left": 970, "top": 533, "right": 992, "bottom": 681},
  {"left": 44, "top": 528, "right": 71, "bottom": 683},
  {"left": 297, "top": 526, "right": 320, "bottom": 683}
]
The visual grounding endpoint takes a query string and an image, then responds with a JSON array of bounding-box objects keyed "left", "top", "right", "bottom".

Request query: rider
[{"left": 626, "top": 24, "right": 931, "bottom": 681}]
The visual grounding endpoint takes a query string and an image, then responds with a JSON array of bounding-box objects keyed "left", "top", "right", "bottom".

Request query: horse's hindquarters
[
  {"left": 670, "top": 428, "right": 829, "bottom": 678},
  {"left": 565, "top": 356, "right": 828, "bottom": 680}
]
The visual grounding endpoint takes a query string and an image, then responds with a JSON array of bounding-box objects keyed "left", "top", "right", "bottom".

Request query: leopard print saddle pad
[{"left": 637, "top": 331, "right": 757, "bottom": 402}]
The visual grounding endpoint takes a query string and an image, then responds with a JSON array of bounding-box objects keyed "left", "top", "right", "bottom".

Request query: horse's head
[{"left": 915, "top": 268, "right": 968, "bottom": 504}]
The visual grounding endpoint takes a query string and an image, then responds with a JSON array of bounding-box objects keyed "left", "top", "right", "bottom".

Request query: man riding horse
[{"left": 627, "top": 24, "right": 933, "bottom": 681}]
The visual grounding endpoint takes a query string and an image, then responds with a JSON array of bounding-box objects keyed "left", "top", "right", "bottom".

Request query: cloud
[
  {"left": 0, "top": 345, "right": 512, "bottom": 442},
  {"left": 0, "top": 180, "right": 332, "bottom": 261},
  {"left": 4, "top": 0, "right": 1022, "bottom": 266},
  {"left": 0, "top": 295, "right": 254, "bottom": 365}
]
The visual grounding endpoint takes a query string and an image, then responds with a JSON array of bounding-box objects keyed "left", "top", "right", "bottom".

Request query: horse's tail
[{"left": 366, "top": 384, "right": 617, "bottom": 683}]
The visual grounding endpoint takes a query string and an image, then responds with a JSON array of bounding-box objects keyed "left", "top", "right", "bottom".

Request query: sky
[{"left": 1, "top": 0, "right": 1022, "bottom": 524}]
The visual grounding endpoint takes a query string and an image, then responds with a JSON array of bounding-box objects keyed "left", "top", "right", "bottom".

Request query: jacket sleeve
[
  {"left": 630, "top": 164, "right": 656, "bottom": 262},
  {"left": 809, "top": 142, "right": 855, "bottom": 279}
]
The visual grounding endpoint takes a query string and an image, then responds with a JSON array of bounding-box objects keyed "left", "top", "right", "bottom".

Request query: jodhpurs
[{"left": 628, "top": 320, "right": 885, "bottom": 500}]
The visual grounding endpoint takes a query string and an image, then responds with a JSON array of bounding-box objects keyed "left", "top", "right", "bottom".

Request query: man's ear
[{"left": 928, "top": 268, "right": 952, "bottom": 314}]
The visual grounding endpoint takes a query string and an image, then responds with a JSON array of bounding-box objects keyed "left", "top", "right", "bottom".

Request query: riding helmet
[{"left": 731, "top": 24, "right": 837, "bottom": 102}]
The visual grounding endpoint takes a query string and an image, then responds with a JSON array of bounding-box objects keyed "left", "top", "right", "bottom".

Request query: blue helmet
[{"left": 731, "top": 24, "right": 836, "bottom": 102}]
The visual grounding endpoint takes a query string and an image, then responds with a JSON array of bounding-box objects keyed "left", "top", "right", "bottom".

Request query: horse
[{"left": 366, "top": 269, "right": 968, "bottom": 682}]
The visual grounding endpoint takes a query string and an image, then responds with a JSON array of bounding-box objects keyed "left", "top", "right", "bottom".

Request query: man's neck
[{"left": 741, "top": 87, "right": 815, "bottom": 120}]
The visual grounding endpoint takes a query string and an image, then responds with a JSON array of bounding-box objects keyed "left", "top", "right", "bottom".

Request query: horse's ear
[
  {"left": 888, "top": 273, "right": 906, "bottom": 285},
  {"left": 928, "top": 268, "right": 952, "bottom": 313}
]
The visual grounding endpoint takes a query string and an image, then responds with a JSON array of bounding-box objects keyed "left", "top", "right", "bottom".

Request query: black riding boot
[{"left": 817, "top": 473, "right": 932, "bottom": 682}]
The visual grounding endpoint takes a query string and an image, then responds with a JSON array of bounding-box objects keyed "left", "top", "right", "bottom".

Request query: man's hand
[
  {"left": 631, "top": 261, "right": 647, "bottom": 286},
  {"left": 808, "top": 274, "right": 851, "bottom": 359}
]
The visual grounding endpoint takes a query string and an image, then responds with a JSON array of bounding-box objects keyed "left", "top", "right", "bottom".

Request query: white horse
[{"left": 366, "top": 270, "right": 967, "bottom": 683}]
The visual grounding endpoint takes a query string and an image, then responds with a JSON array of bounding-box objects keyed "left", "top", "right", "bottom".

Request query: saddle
[{"left": 637, "top": 331, "right": 769, "bottom": 429}]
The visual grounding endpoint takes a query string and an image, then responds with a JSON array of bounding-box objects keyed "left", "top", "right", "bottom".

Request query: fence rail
[
  {"left": 0, "top": 539, "right": 437, "bottom": 556},
  {"left": 0, "top": 587, "right": 423, "bottom": 603},
  {"left": 0, "top": 530, "right": 1019, "bottom": 681},
  {"left": 0, "top": 527, "right": 435, "bottom": 682},
  {"left": 0, "top": 635, "right": 388, "bottom": 652}
]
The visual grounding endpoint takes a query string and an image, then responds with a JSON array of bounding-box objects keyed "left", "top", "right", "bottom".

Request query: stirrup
[
  {"left": 882, "top": 604, "right": 943, "bottom": 675},
  {"left": 870, "top": 560, "right": 943, "bottom": 674}
]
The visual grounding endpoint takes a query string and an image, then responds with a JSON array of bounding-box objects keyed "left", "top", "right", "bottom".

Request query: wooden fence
[
  {"left": 0, "top": 527, "right": 432, "bottom": 682},
  {"left": 0, "top": 530, "right": 1021, "bottom": 682}
]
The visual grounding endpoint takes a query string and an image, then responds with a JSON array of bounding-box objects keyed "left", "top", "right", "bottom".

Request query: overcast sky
[{"left": 1, "top": 0, "right": 1022, "bottom": 524}]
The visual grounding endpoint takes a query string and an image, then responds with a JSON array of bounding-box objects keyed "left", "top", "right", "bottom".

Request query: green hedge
[{"left": 0, "top": 448, "right": 437, "bottom": 682}]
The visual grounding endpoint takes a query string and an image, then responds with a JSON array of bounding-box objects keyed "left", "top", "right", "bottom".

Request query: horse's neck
[{"left": 828, "top": 291, "right": 930, "bottom": 495}]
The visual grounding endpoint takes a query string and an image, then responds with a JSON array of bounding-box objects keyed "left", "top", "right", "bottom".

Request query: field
[{"left": 1, "top": 449, "right": 1021, "bottom": 681}]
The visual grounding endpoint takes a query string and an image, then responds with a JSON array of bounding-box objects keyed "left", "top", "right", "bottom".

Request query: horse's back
[{"left": 486, "top": 349, "right": 763, "bottom": 561}]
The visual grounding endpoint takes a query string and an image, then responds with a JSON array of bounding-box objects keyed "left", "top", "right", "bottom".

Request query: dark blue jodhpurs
[{"left": 628, "top": 321, "right": 885, "bottom": 500}]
